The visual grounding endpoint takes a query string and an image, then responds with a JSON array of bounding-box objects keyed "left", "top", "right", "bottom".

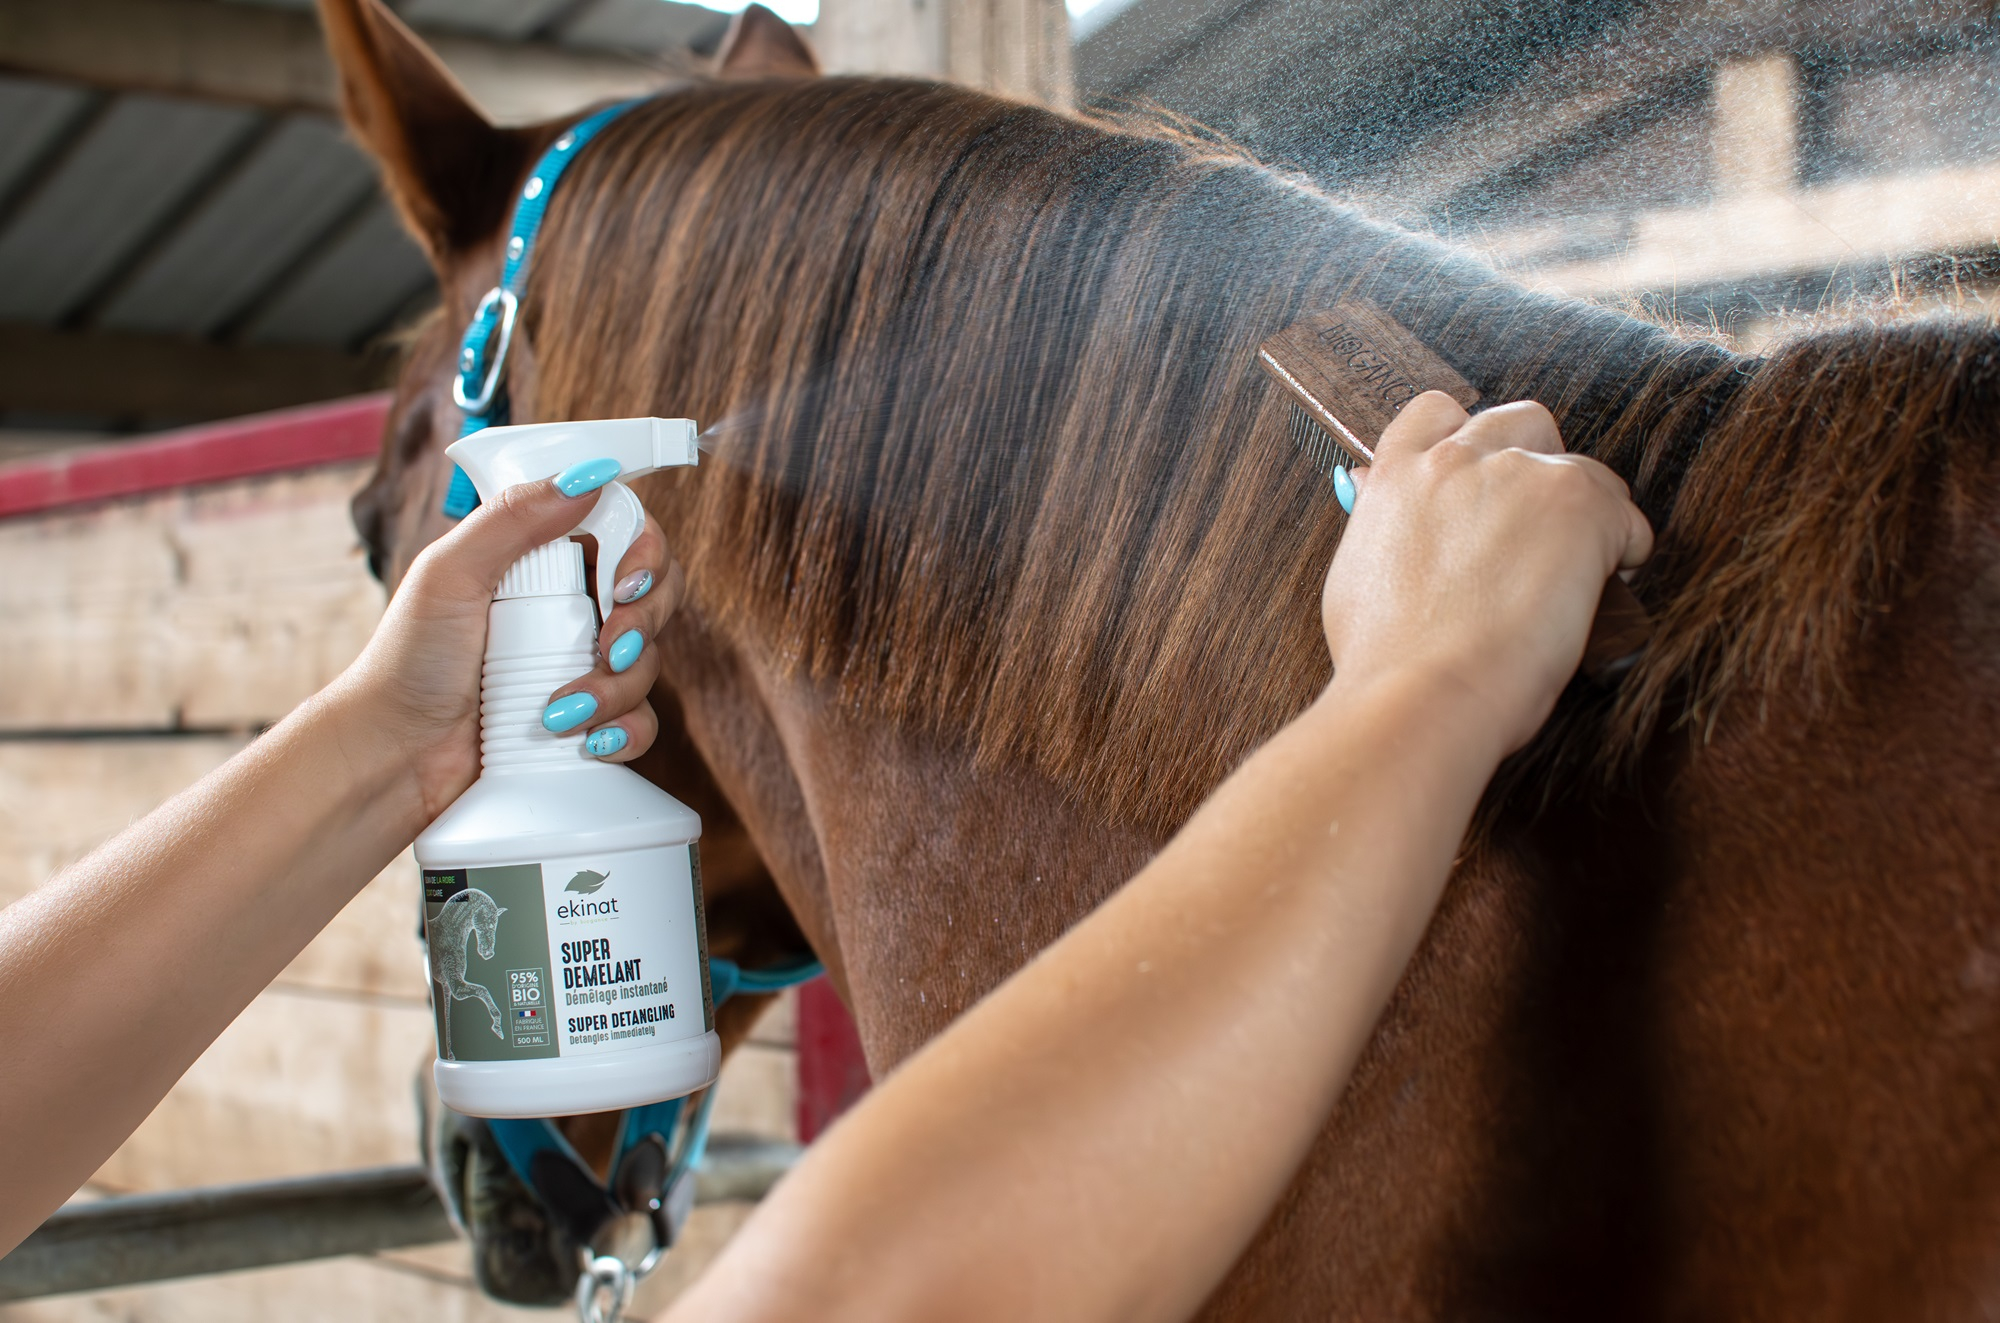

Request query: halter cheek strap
[{"left": 444, "top": 98, "right": 646, "bottom": 518}]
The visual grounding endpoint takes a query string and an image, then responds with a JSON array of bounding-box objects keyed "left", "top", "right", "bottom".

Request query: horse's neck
[{"left": 660, "top": 613, "right": 1163, "bottom": 1068}]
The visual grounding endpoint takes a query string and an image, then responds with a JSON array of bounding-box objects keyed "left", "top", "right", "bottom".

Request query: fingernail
[
  {"left": 607, "top": 629, "right": 644, "bottom": 674},
  {"left": 586, "top": 726, "right": 628, "bottom": 758},
  {"left": 613, "top": 570, "right": 653, "bottom": 604},
  {"left": 1333, "top": 465, "right": 1357, "bottom": 515},
  {"left": 542, "top": 692, "right": 598, "bottom": 733},
  {"left": 555, "top": 457, "right": 621, "bottom": 497}
]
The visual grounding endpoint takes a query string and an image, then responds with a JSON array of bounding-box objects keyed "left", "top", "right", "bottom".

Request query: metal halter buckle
[
  {"left": 575, "top": 1255, "right": 636, "bottom": 1323},
  {"left": 452, "top": 286, "right": 518, "bottom": 414}
]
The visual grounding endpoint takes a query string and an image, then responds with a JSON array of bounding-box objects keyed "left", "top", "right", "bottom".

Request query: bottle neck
[{"left": 481, "top": 591, "right": 598, "bottom": 773}]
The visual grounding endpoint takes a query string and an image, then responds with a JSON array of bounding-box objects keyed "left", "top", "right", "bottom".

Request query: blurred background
[
  {"left": 0, "top": 0, "right": 1987, "bottom": 450},
  {"left": 0, "top": 0, "right": 1991, "bottom": 1318}
]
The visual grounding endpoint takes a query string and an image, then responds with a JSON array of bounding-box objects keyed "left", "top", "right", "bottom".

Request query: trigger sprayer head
[{"left": 445, "top": 418, "right": 698, "bottom": 619}]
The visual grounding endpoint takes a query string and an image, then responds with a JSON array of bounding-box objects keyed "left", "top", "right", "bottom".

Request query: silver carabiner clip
[
  {"left": 452, "top": 286, "right": 519, "bottom": 415},
  {"left": 576, "top": 1254, "right": 636, "bottom": 1323}
]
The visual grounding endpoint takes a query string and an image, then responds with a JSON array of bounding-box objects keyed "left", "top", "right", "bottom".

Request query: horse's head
[
  {"left": 471, "top": 892, "right": 505, "bottom": 957},
  {"left": 320, "top": 0, "right": 816, "bottom": 1028},
  {"left": 321, "top": 0, "right": 817, "bottom": 590}
]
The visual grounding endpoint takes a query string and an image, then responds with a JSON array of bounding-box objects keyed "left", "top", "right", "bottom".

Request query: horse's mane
[{"left": 520, "top": 77, "right": 2000, "bottom": 832}]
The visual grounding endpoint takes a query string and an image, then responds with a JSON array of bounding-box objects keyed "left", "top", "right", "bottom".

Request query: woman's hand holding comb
[{"left": 1321, "top": 391, "right": 1654, "bottom": 757}]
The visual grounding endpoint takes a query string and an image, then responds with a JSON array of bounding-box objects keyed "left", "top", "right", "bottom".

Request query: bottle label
[{"left": 421, "top": 843, "right": 711, "bottom": 1063}]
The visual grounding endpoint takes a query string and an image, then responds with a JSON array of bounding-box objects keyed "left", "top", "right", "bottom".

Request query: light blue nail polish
[
  {"left": 587, "top": 727, "right": 628, "bottom": 758},
  {"left": 607, "top": 629, "right": 644, "bottom": 674},
  {"left": 1333, "top": 465, "right": 1357, "bottom": 515},
  {"left": 614, "top": 570, "right": 653, "bottom": 604},
  {"left": 542, "top": 692, "right": 598, "bottom": 733},
  {"left": 555, "top": 457, "right": 621, "bottom": 497}
]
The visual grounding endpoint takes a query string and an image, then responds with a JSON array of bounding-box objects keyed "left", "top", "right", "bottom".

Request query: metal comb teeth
[{"left": 1287, "top": 402, "right": 1346, "bottom": 482}]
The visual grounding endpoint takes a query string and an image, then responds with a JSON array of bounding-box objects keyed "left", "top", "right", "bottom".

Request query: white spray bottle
[{"left": 415, "top": 417, "right": 716, "bottom": 1119}]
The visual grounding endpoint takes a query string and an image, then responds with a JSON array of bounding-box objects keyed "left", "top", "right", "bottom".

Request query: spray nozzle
[{"left": 445, "top": 418, "right": 699, "bottom": 619}]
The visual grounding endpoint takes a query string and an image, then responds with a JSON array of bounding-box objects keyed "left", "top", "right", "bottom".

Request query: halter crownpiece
[{"left": 445, "top": 98, "right": 648, "bottom": 518}]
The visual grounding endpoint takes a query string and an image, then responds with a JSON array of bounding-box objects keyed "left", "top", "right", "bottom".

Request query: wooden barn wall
[{"left": 0, "top": 461, "right": 796, "bottom": 1321}]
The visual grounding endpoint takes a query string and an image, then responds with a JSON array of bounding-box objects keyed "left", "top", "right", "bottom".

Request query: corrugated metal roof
[
  {"left": 399, "top": 0, "right": 578, "bottom": 39},
  {"left": 226, "top": 0, "right": 741, "bottom": 49},
  {"left": 562, "top": 0, "right": 732, "bottom": 54},
  {"left": 0, "top": 77, "right": 94, "bottom": 202},
  {"left": 0, "top": 92, "right": 258, "bottom": 324},
  {"left": 243, "top": 198, "right": 434, "bottom": 346},
  {"left": 0, "top": 0, "right": 759, "bottom": 405},
  {"left": 100, "top": 115, "right": 380, "bottom": 337}
]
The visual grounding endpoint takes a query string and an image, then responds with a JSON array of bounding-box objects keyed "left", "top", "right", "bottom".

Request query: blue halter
[
  {"left": 447, "top": 100, "right": 827, "bottom": 1266},
  {"left": 444, "top": 97, "right": 638, "bottom": 518},
  {"left": 482, "top": 956, "right": 825, "bottom": 1264}
]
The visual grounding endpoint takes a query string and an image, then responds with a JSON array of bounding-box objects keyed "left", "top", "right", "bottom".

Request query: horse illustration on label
[{"left": 428, "top": 888, "right": 508, "bottom": 1058}]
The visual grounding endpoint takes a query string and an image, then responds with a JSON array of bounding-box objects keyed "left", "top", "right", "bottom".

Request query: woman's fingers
[
  {"left": 544, "top": 641, "right": 661, "bottom": 746},
  {"left": 541, "top": 509, "right": 685, "bottom": 759},
  {"left": 1344, "top": 400, "right": 1564, "bottom": 509},
  {"left": 596, "top": 517, "right": 686, "bottom": 661},
  {"left": 1453, "top": 400, "right": 1563, "bottom": 456},
  {"left": 1514, "top": 452, "right": 1651, "bottom": 570},
  {"left": 1373, "top": 391, "right": 1470, "bottom": 461},
  {"left": 581, "top": 700, "right": 660, "bottom": 764},
  {"left": 413, "top": 466, "right": 625, "bottom": 601}
]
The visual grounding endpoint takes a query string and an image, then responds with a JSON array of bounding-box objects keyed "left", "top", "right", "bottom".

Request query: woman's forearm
[
  {"left": 676, "top": 668, "right": 1506, "bottom": 1323},
  {"left": 0, "top": 681, "right": 423, "bottom": 1251}
]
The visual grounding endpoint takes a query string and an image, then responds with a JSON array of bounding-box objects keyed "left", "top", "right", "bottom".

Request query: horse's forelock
[{"left": 513, "top": 77, "right": 1994, "bottom": 832}]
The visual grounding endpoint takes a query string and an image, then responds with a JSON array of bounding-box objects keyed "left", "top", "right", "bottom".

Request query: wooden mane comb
[{"left": 1258, "top": 301, "right": 1653, "bottom": 682}]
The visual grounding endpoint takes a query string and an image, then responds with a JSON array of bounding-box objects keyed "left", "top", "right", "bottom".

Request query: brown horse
[{"left": 324, "top": 0, "right": 2000, "bottom": 1314}]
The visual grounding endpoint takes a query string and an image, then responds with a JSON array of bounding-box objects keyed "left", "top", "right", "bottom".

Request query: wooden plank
[
  {"left": 0, "top": 462, "right": 384, "bottom": 731},
  {"left": 93, "top": 990, "right": 435, "bottom": 1193},
  {"left": 282, "top": 851, "right": 429, "bottom": 1002},
  {"left": 1711, "top": 53, "right": 1799, "bottom": 197},
  {"left": 710, "top": 1043, "right": 798, "bottom": 1142},
  {"left": 817, "top": 0, "right": 1072, "bottom": 106},
  {"left": 746, "top": 985, "right": 797, "bottom": 1049},
  {"left": 0, "top": 738, "right": 425, "bottom": 1002},
  {"left": 0, "top": 1250, "right": 532, "bottom": 1323},
  {"left": 0, "top": 324, "right": 377, "bottom": 428},
  {"left": 0, "top": 0, "right": 666, "bottom": 124},
  {"left": 0, "top": 736, "right": 244, "bottom": 902}
]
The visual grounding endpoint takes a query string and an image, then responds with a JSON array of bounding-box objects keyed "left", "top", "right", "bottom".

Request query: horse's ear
[
  {"left": 715, "top": 4, "right": 821, "bottom": 79},
  {"left": 317, "top": 0, "right": 532, "bottom": 261}
]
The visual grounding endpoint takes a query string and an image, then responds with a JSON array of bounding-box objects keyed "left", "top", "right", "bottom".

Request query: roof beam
[
  {"left": 1485, "top": 159, "right": 2000, "bottom": 298},
  {"left": 1370, "top": 0, "right": 1999, "bottom": 216},
  {"left": 0, "top": 0, "right": 670, "bottom": 123},
  {"left": 0, "top": 321, "right": 382, "bottom": 425}
]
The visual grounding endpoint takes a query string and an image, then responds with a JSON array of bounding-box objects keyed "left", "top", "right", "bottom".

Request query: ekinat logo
[{"left": 556, "top": 869, "right": 618, "bottom": 922}]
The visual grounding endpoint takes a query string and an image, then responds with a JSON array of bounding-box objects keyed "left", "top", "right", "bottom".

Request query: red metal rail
[
  {"left": 0, "top": 393, "right": 393, "bottom": 520},
  {"left": 797, "top": 978, "right": 871, "bottom": 1142}
]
